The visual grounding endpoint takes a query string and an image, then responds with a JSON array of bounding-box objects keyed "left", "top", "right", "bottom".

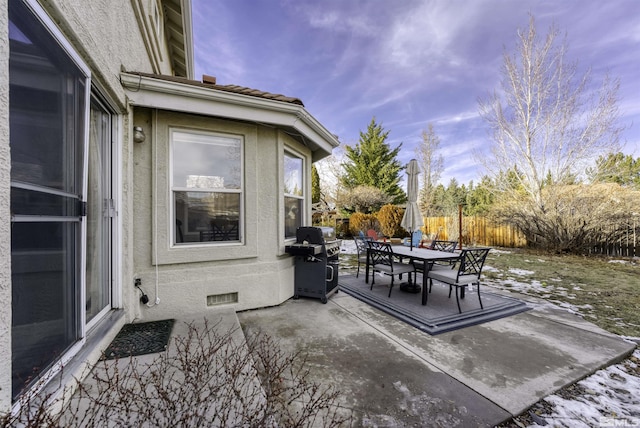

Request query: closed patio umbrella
[{"left": 401, "top": 159, "right": 424, "bottom": 251}]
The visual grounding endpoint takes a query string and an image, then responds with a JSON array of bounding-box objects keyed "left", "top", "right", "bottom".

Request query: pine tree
[
  {"left": 589, "top": 152, "right": 640, "bottom": 189},
  {"left": 340, "top": 117, "right": 406, "bottom": 205},
  {"left": 311, "top": 164, "right": 321, "bottom": 203}
]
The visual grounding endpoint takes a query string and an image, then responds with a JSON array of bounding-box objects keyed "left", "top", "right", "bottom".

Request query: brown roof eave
[{"left": 126, "top": 72, "right": 304, "bottom": 106}]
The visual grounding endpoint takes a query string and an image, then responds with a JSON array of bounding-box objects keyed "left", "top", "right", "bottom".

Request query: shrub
[
  {"left": 491, "top": 183, "right": 640, "bottom": 253},
  {"left": 348, "top": 212, "right": 379, "bottom": 236},
  {"left": 377, "top": 204, "right": 406, "bottom": 238},
  {"left": 2, "top": 320, "right": 349, "bottom": 427},
  {"left": 336, "top": 185, "right": 391, "bottom": 214}
]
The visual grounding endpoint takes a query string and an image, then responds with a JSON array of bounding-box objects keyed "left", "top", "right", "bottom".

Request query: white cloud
[{"left": 192, "top": 0, "right": 640, "bottom": 185}]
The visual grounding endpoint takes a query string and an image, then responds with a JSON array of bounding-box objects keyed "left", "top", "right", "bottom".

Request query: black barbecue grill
[{"left": 285, "top": 227, "right": 340, "bottom": 303}]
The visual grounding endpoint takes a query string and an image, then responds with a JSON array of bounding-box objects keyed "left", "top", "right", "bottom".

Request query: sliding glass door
[
  {"left": 85, "top": 99, "right": 113, "bottom": 326},
  {"left": 9, "top": 0, "right": 89, "bottom": 400}
]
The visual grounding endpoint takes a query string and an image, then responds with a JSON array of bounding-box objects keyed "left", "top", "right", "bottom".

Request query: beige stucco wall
[
  {"left": 0, "top": 0, "right": 12, "bottom": 410},
  {"left": 130, "top": 108, "right": 310, "bottom": 321},
  {"left": 40, "top": 0, "right": 175, "bottom": 102}
]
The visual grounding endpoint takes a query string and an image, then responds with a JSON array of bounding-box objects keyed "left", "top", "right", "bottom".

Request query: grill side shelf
[{"left": 284, "top": 244, "right": 323, "bottom": 256}]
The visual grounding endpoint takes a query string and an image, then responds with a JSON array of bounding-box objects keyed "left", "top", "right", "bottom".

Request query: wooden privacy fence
[
  {"left": 424, "top": 216, "right": 639, "bottom": 256},
  {"left": 422, "top": 216, "right": 527, "bottom": 248}
]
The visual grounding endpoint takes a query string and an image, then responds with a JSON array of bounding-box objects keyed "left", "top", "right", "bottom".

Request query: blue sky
[{"left": 192, "top": 0, "right": 640, "bottom": 186}]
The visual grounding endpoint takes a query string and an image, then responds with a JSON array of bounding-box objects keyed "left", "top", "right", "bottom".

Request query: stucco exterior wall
[
  {"left": 0, "top": 1, "right": 13, "bottom": 410},
  {"left": 40, "top": 0, "right": 174, "bottom": 103},
  {"left": 130, "top": 108, "right": 308, "bottom": 321}
]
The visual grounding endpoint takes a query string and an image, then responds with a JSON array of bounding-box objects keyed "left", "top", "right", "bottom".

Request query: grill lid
[{"left": 295, "top": 227, "right": 335, "bottom": 244}]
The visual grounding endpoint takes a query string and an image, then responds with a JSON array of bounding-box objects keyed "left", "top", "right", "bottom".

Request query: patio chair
[
  {"left": 366, "top": 229, "right": 380, "bottom": 241},
  {"left": 367, "top": 241, "right": 416, "bottom": 297},
  {"left": 402, "top": 230, "right": 423, "bottom": 247},
  {"left": 413, "top": 239, "right": 459, "bottom": 275},
  {"left": 354, "top": 236, "right": 373, "bottom": 278},
  {"left": 429, "top": 240, "right": 458, "bottom": 252},
  {"left": 426, "top": 247, "right": 491, "bottom": 313}
]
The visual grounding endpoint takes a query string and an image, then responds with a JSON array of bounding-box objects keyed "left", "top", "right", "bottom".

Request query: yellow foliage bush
[
  {"left": 349, "top": 212, "right": 380, "bottom": 236},
  {"left": 377, "top": 204, "right": 406, "bottom": 237}
]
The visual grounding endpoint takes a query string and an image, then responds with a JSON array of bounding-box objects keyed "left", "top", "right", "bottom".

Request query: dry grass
[{"left": 480, "top": 248, "right": 639, "bottom": 338}]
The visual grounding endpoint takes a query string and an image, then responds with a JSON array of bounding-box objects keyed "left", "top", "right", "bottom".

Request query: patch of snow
[
  {"left": 483, "top": 265, "right": 499, "bottom": 272},
  {"left": 509, "top": 268, "right": 535, "bottom": 276},
  {"left": 489, "top": 249, "right": 512, "bottom": 254},
  {"left": 340, "top": 240, "right": 357, "bottom": 255},
  {"left": 609, "top": 259, "right": 630, "bottom": 265},
  {"left": 528, "top": 350, "right": 640, "bottom": 427}
]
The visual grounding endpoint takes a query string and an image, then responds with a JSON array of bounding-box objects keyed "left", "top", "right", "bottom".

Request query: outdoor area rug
[
  {"left": 339, "top": 274, "right": 530, "bottom": 335},
  {"left": 102, "top": 319, "right": 175, "bottom": 360}
]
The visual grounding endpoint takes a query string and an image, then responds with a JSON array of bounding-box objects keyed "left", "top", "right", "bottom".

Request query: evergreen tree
[
  {"left": 465, "top": 177, "right": 495, "bottom": 216},
  {"left": 589, "top": 152, "right": 640, "bottom": 189},
  {"left": 340, "top": 117, "right": 406, "bottom": 205},
  {"left": 430, "top": 184, "right": 448, "bottom": 216},
  {"left": 311, "top": 164, "right": 321, "bottom": 203}
]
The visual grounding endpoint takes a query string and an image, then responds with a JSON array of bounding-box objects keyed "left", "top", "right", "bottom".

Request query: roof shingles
[{"left": 128, "top": 72, "right": 304, "bottom": 106}]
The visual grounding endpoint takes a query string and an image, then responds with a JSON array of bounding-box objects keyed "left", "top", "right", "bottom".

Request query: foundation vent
[{"left": 207, "top": 292, "right": 238, "bottom": 306}]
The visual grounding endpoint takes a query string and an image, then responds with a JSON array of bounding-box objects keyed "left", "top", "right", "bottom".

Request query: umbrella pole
[{"left": 400, "top": 228, "right": 421, "bottom": 293}]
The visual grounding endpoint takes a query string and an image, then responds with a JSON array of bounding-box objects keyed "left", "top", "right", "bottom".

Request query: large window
[
  {"left": 172, "top": 130, "right": 243, "bottom": 245},
  {"left": 284, "top": 151, "right": 304, "bottom": 239}
]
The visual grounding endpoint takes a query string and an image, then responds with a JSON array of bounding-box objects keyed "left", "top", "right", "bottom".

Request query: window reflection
[
  {"left": 175, "top": 191, "right": 240, "bottom": 243},
  {"left": 9, "top": 0, "right": 86, "bottom": 401},
  {"left": 172, "top": 131, "right": 243, "bottom": 245},
  {"left": 284, "top": 152, "right": 304, "bottom": 239}
]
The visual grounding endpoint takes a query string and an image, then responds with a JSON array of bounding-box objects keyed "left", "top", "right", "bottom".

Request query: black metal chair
[
  {"left": 367, "top": 241, "right": 416, "bottom": 297},
  {"left": 430, "top": 240, "right": 458, "bottom": 252},
  {"left": 413, "top": 240, "right": 459, "bottom": 275},
  {"left": 426, "top": 248, "right": 491, "bottom": 313},
  {"left": 354, "top": 236, "right": 373, "bottom": 278}
]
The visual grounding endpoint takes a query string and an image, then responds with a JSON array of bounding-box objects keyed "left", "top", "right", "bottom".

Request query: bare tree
[
  {"left": 490, "top": 183, "right": 640, "bottom": 253},
  {"left": 415, "top": 123, "right": 444, "bottom": 215},
  {"left": 478, "top": 14, "right": 623, "bottom": 206}
]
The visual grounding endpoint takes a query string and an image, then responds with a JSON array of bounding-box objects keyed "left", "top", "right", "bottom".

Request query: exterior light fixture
[{"left": 133, "top": 126, "right": 146, "bottom": 143}]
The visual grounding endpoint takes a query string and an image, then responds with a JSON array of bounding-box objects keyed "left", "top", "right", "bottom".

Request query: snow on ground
[
  {"left": 508, "top": 268, "right": 535, "bottom": 276},
  {"left": 340, "top": 239, "right": 357, "bottom": 255},
  {"left": 338, "top": 239, "right": 640, "bottom": 426},
  {"left": 527, "top": 349, "right": 640, "bottom": 428}
]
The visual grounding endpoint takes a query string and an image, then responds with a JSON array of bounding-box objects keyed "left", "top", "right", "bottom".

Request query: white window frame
[
  {"left": 169, "top": 128, "right": 244, "bottom": 247},
  {"left": 151, "top": 112, "right": 258, "bottom": 265},
  {"left": 283, "top": 148, "right": 305, "bottom": 241}
]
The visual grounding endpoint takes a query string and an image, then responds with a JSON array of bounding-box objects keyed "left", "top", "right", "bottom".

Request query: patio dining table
[{"left": 366, "top": 245, "right": 460, "bottom": 306}]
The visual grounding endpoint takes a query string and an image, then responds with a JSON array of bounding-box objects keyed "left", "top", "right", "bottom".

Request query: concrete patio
[
  {"left": 237, "top": 275, "right": 636, "bottom": 426},
  {"left": 74, "top": 275, "right": 635, "bottom": 427}
]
